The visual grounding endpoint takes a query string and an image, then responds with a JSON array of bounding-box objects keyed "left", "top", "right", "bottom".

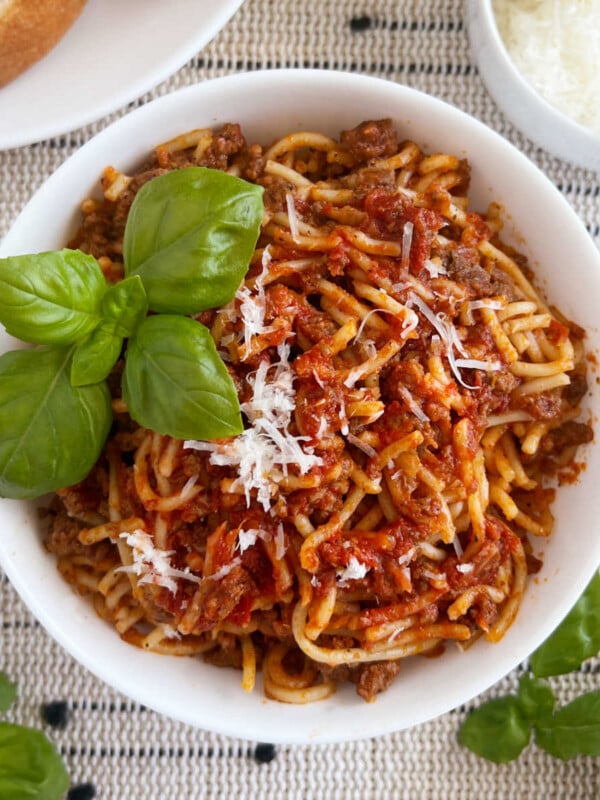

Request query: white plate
[
  {"left": 1, "top": 70, "right": 600, "bottom": 743},
  {"left": 0, "top": 0, "right": 243, "bottom": 150}
]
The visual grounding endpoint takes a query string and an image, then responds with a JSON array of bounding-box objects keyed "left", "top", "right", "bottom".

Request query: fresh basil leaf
[
  {"left": 0, "top": 250, "right": 106, "bottom": 345},
  {"left": 71, "top": 276, "right": 147, "bottom": 386},
  {"left": 535, "top": 692, "right": 600, "bottom": 760},
  {"left": 0, "top": 722, "right": 69, "bottom": 800},
  {"left": 0, "top": 347, "right": 112, "bottom": 499},
  {"left": 531, "top": 571, "right": 600, "bottom": 678},
  {"left": 0, "top": 674, "right": 16, "bottom": 713},
  {"left": 122, "top": 315, "right": 243, "bottom": 440},
  {"left": 101, "top": 275, "right": 148, "bottom": 337},
  {"left": 70, "top": 322, "right": 123, "bottom": 387},
  {"left": 517, "top": 674, "right": 554, "bottom": 725},
  {"left": 458, "top": 696, "right": 530, "bottom": 763},
  {"left": 124, "top": 167, "right": 264, "bottom": 314}
]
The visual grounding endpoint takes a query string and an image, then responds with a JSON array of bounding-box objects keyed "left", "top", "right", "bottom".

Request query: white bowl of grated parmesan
[
  {"left": 466, "top": 0, "right": 600, "bottom": 172},
  {"left": 1, "top": 70, "right": 600, "bottom": 743}
]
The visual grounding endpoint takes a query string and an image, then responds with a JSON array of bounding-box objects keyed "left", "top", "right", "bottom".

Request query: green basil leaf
[
  {"left": 0, "top": 674, "right": 16, "bottom": 714},
  {"left": 516, "top": 674, "right": 554, "bottom": 725},
  {"left": 0, "top": 347, "right": 112, "bottom": 499},
  {"left": 124, "top": 167, "right": 264, "bottom": 314},
  {"left": 70, "top": 322, "right": 123, "bottom": 387},
  {"left": 458, "top": 696, "right": 530, "bottom": 763},
  {"left": 0, "top": 250, "right": 106, "bottom": 345},
  {"left": 535, "top": 692, "right": 600, "bottom": 760},
  {"left": 531, "top": 571, "right": 600, "bottom": 678},
  {"left": 122, "top": 315, "right": 243, "bottom": 440},
  {"left": 101, "top": 275, "right": 148, "bottom": 337},
  {"left": 0, "top": 722, "right": 69, "bottom": 800}
]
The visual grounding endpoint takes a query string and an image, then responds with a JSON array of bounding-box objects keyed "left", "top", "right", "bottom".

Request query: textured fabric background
[{"left": 0, "top": 1, "right": 599, "bottom": 797}]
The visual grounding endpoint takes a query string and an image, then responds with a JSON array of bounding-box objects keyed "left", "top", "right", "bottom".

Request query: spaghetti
[{"left": 46, "top": 119, "right": 592, "bottom": 703}]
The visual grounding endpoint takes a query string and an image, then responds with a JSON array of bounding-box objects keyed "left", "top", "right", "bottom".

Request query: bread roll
[{"left": 0, "top": 0, "right": 87, "bottom": 87}]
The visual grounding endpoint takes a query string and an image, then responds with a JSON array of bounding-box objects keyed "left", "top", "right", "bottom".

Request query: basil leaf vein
[
  {"left": 124, "top": 167, "right": 264, "bottom": 315},
  {"left": 0, "top": 250, "right": 106, "bottom": 345},
  {"left": 122, "top": 315, "right": 243, "bottom": 440}
]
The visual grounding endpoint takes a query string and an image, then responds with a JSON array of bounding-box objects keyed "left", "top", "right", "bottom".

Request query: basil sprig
[
  {"left": 0, "top": 672, "right": 69, "bottom": 800},
  {"left": 459, "top": 571, "right": 600, "bottom": 762},
  {"left": 0, "top": 167, "right": 263, "bottom": 499}
]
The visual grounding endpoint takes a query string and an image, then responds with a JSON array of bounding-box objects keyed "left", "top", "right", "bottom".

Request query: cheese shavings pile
[
  {"left": 186, "top": 246, "right": 324, "bottom": 518},
  {"left": 117, "top": 530, "right": 200, "bottom": 594},
  {"left": 493, "top": 0, "right": 600, "bottom": 135}
]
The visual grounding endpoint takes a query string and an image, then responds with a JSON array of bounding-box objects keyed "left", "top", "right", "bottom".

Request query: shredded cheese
[
  {"left": 275, "top": 523, "right": 286, "bottom": 560},
  {"left": 209, "top": 558, "right": 242, "bottom": 581},
  {"left": 285, "top": 193, "right": 301, "bottom": 242},
  {"left": 337, "top": 556, "right": 370, "bottom": 587},
  {"left": 346, "top": 432, "right": 378, "bottom": 458},
  {"left": 401, "top": 221, "right": 414, "bottom": 271},
  {"left": 493, "top": 0, "right": 600, "bottom": 135},
  {"left": 237, "top": 528, "right": 262, "bottom": 553},
  {"left": 117, "top": 530, "right": 200, "bottom": 594},
  {"left": 407, "top": 292, "right": 497, "bottom": 389},
  {"left": 186, "top": 343, "right": 322, "bottom": 511}
]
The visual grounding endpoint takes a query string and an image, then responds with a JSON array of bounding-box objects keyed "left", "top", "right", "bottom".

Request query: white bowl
[
  {"left": 466, "top": 0, "right": 600, "bottom": 172},
  {"left": 1, "top": 70, "right": 600, "bottom": 744}
]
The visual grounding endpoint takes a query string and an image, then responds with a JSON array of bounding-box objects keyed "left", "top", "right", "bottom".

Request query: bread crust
[{"left": 0, "top": 0, "right": 87, "bottom": 86}]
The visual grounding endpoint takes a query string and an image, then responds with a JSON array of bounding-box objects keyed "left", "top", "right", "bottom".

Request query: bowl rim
[
  {"left": 465, "top": 0, "right": 600, "bottom": 171},
  {"left": 1, "top": 68, "right": 600, "bottom": 743}
]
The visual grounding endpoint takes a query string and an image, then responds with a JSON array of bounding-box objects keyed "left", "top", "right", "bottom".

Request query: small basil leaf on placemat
[
  {"left": 0, "top": 723, "right": 69, "bottom": 800},
  {"left": 0, "top": 250, "right": 106, "bottom": 345},
  {"left": 531, "top": 571, "right": 600, "bottom": 678},
  {"left": 122, "top": 314, "right": 243, "bottom": 440},
  {"left": 0, "top": 347, "right": 112, "bottom": 499},
  {"left": 458, "top": 696, "right": 530, "bottom": 763},
  {"left": 516, "top": 674, "right": 554, "bottom": 724},
  {"left": 534, "top": 692, "right": 600, "bottom": 760},
  {"left": 124, "top": 167, "right": 263, "bottom": 315}
]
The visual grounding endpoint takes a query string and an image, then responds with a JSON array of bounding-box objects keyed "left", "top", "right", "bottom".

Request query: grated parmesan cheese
[
  {"left": 401, "top": 221, "right": 414, "bottom": 271},
  {"left": 237, "top": 528, "right": 262, "bottom": 553},
  {"left": 346, "top": 432, "right": 378, "bottom": 459},
  {"left": 275, "top": 523, "right": 286, "bottom": 560},
  {"left": 186, "top": 343, "right": 322, "bottom": 511},
  {"left": 117, "top": 530, "right": 200, "bottom": 594},
  {"left": 209, "top": 558, "right": 242, "bottom": 581},
  {"left": 493, "top": 0, "right": 600, "bottom": 134},
  {"left": 337, "top": 556, "right": 370, "bottom": 587},
  {"left": 285, "top": 193, "right": 301, "bottom": 242}
]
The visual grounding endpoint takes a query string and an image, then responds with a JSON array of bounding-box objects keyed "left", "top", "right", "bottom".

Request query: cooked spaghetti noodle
[{"left": 46, "top": 120, "right": 592, "bottom": 703}]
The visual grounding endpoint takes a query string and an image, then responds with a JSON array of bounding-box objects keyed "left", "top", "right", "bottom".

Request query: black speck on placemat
[
  {"left": 254, "top": 743, "right": 276, "bottom": 764},
  {"left": 41, "top": 700, "right": 69, "bottom": 729},
  {"left": 349, "top": 15, "right": 372, "bottom": 32},
  {"left": 67, "top": 785, "right": 96, "bottom": 800}
]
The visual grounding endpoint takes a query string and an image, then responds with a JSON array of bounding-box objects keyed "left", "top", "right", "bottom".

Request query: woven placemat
[{"left": 0, "top": 1, "right": 599, "bottom": 797}]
